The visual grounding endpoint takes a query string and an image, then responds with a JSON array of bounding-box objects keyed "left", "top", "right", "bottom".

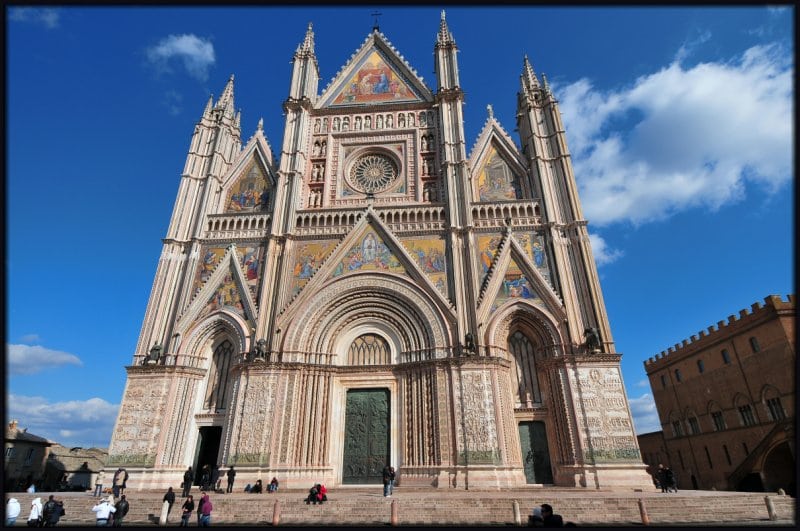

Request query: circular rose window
[{"left": 349, "top": 153, "right": 399, "bottom": 194}]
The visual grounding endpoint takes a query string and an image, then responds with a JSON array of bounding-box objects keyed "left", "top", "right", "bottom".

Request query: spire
[
  {"left": 257, "top": 117, "right": 263, "bottom": 132},
  {"left": 203, "top": 94, "right": 214, "bottom": 118},
  {"left": 215, "top": 74, "right": 235, "bottom": 115},
  {"left": 300, "top": 22, "right": 315, "bottom": 53},
  {"left": 437, "top": 10, "right": 454, "bottom": 45},
  {"left": 234, "top": 110, "right": 241, "bottom": 129},
  {"left": 487, "top": 104, "right": 494, "bottom": 120},
  {"left": 522, "top": 54, "right": 540, "bottom": 91},
  {"left": 541, "top": 72, "right": 551, "bottom": 95}
]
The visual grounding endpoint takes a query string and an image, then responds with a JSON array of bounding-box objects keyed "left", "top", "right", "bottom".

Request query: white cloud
[
  {"left": 674, "top": 30, "right": 712, "bottom": 63},
  {"left": 9, "top": 8, "right": 60, "bottom": 29},
  {"left": 588, "top": 232, "right": 623, "bottom": 266},
  {"left": 628, "top": 393, "right": 662, "bottom": 435},
  {"left": 7, "top": 394, "right": 119, "bottom": 449},
  {"left": 635, "top": 379, "right": 650, "bottom": 388},
  {"left": 146, "top": 34, "right": 216, "bottom": 82},
  {"left": 20, "top": 333, "right": 41, "bottom": 343},
  {"left": 558, "top": 43, "right": 793, "bottom": 227},
  {"left": 7, "top": 344, "right": 83, "bottom": 375}
]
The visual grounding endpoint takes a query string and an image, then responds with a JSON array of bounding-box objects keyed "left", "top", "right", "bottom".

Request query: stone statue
[
  {"left": 252, "top": 338, "right": 268, "bottom": 360},
  {"left": 584, "top": 327, "right": 602, "bottom": 352},
  {"left": 464, "top": 332, "right": 476, "bottom": 355},
  {"left": 146, "top": 343, "right": 162, "bottom": 364}
]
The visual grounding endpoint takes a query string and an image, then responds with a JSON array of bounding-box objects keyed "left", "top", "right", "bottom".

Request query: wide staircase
[{"left": 6, "top": 488, "right": 795, "bottom": 526}]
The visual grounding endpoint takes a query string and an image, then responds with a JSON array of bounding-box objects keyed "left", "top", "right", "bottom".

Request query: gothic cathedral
[{"left": 108, "top": 14, "right": 652, "bottom": 490}]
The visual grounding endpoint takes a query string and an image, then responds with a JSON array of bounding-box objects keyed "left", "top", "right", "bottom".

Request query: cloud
[
  {"left": 9, "top": 8, "right": 60, "bottom": 29},
  {"left": 588, "top": 232, "right": 623, "bottom": 266},
  {"left": 7, "top": 394, "right": 119, "bottom": 449},
  {"left": 635, "top": 379, "right": 650, "bottom": 388},
  {"left": 628, "top": 393, "right": 662, "bottom": 434},
  {"left": 558, "top": 43, "right": 793, "bottom": 227},
  {"left": 146, "top": 34, "right": 216, "bottom": 82},
  {"left": 20, "top": 333, "right": 41, "bottom": 343},
  {"left": 674, "top": 30, "right": 712, "bottom": 63},
  {"left": 7, "top": 344, "right": 83, "bottom": 375}
]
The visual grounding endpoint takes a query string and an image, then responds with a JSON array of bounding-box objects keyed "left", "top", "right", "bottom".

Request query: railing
[
  {"left": 472, "top": 200, "right": 541, "bottom": 228},
  {"left": 205, "top": 213, "right": 272, "bottom": 239}
]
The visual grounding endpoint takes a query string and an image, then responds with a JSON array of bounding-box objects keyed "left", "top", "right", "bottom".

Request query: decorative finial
[
  {"left": 487, "top": 104, "right": 494, "bottom": 119},
  {"left": 257, "top": 117, "right": 263, "bottom": 131},
  {"left": 371, "top": 11, "right": 382, "bottom": 32}
]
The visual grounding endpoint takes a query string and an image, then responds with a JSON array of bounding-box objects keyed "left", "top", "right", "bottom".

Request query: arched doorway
[
  {"left": 518, "top": 421, "right": 553, "bottom": 484},
  {"left": 762, "top": 442, "right": 795, "bottom": 495}
]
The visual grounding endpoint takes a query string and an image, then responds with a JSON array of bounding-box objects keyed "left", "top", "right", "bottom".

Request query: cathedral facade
[{"left": 108, "top": 14, "right": 651, "bottom": 490}]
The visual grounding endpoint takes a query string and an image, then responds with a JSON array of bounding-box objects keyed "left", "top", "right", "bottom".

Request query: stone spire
[
  {"left": 202, "top": 94, "right": 214, "bottom": 118},
  {"left": 215, "top": 74, "right": 236, "bottom": 116},
  {"left": 298, "top": 22, "right": 315, "bottom": 54},
  {"left": 437, "top": 10, "right": 455, "bottom": 45},
  {"left": 541, "top": 72, "right": 551, "bottom": 95},
  {"left": 521, "top": 54, "right": 540, "bottom": 92},
  {"left": 257, "top": 117, "right": 264, "bottom": 132},
  {"left": 487, "top": 104, "right": 494, "bottom": 120},
  {"left": 234, "top": 109, "right": 241, "bottom": 129}
]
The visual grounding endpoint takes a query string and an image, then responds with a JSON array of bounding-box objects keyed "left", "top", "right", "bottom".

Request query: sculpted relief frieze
[
  {"left": 454, "top": 369, "right": 500, "bottom": 464},
  {"left": 108, "top": 377, "right": 169, "bottom": 466}
]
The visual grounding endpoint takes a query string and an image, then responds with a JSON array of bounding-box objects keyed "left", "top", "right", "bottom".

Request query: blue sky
[{"left": 7, "top": 6, "right": 794, "bottom": 449}]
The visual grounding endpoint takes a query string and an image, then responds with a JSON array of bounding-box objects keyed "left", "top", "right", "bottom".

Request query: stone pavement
[{"left": 5, "top": 487, "right": 795, "bottom": 526}]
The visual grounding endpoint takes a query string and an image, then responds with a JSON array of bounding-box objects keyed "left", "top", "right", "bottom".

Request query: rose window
[{"left": 349, "top": 153, "right": 398, "bottom": 194}]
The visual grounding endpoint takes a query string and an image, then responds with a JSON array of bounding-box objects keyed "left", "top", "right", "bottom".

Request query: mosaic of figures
[
  {"left": 193, "top": 245, "right": 263, "bottom": 300},
  {"left": 289, "top": 239, "right": 339, "bottom": 298},
  {"left": 476, "top": 146, "right": 523, "bottom": 202},
  {"left": 331, "top": 229, "right": 404, "bottom": 278},
  {"left": 401, "top": 236, "right": 448, "bottom": 296},
  {"left": 477, "top": 234, "right": 503, "bottom": 285},
  {"left": 491, "top": 256, "right": 542, "bottom": 314},
  {"left": 312, "top": 110, "right": 434, "bottom": 134},
  {"left": 330, "top": 49, "right": 419, "bottom": 106},
  {"left": 199, "top": 269, "right": 246, "bottom": 319},
  {"left": 225, "top": 160, "right": 271, "bottom": 213},
  {"left": 516, "top": 232, "right": 551, "bottom": 283}
]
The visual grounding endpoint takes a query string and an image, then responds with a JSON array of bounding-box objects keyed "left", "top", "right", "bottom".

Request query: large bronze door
[
  {"left": 342, "top": 388, "right": 390, "bottom": 484},
  {"left": 519, "top": 421, "right": 553, "bottom": 484}
]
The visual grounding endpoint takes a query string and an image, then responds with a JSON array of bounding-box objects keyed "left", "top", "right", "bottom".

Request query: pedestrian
[
  {"left": 113, "top": 495, "right": 129, "bottom": 527},
  {"left": 182, "top": 466, "right": 194, "bottom": 497},
  {"left": 198, "top": 493, "right": 212, "bottom": 527},
  {"left": 665, "top": 466, "right": 677, "bottom": 493},
  {"left": 94, "top": 470, "right": 105, "bottom": 497},
  {"left": 200, "top": 465, "right": 210, "bottom": 491},
  {"left": 163, "top": 487, "right": 176, "bottom": 522},
  {"left": 120, "top": 469, "right": 129, "bottom": 496},
  {"left": 27, "top": 497, "right": 43, "bottom": 527},
  {"left": 528, "top": 506, "right": 544, "bottom": 527},
  {"left": 250, "top": 479, "right": 263, "bottom": 493},
  {"left": 91, "top": 496, "right": 116, "bottom": 527},
  {"left": 226, "top": 466, "right": 236, "bottom": 493},
  {"left": 112, "top": 468, "right": 123, "bottom": 498},
  {"left": 305, "top": 484, "right": 319, "bottom": 505},
  {"left": 656, "top": 464, "right": 668, "bottom": 493},
  {"left": 382, "top": 465, "right": 392, "bottom": 497},
  {"left": 267, "top": 477, "right": 279, "bottom": 493},
  {"left": 540, "top": 504, "right": 564, "bottom": 527},
  {"left": 6, "top": 497, "right": 21, "bottom": 527},
  {"left": 42, "top": 495, "right": 57, "bottom": 526},
  {"left": 389, "top": 466, "right": 396, "bottom": 495},
  {"left": 180, "top": 495, "right": 194, "bottom": 527},
  {"left": 211, "top": 465, "right": 220, "bottom": 493}
]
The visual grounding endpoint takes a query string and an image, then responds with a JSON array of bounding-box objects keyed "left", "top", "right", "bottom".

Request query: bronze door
[
  {"left": 519, "top": 421, "right": 553, "bottom": 484},
  {"left": 342, "top": 388, "right": 390, "bottom": 484}
]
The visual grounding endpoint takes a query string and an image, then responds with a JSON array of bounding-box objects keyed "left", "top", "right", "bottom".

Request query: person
[
  {"left": 198, "top": 494, "right": 212, "bottom": 527},
  {"left": 267, "top": 477, "right": 279, "bottom": 493},
  {"left": 27, "top": 497, "right": 43, "bottom": 527},
  {"left": 226, "top": 466, "right": 236, "bottom": 493},
  {"left": 113, "top": 495, "right": 129, "bottom": 527},
  {"left": 200, "top": 465, "right": 211, "bottom": 491},
  {"left": 94, "top": 470, "right": 105, "bottom": 497},
  {"left": 382, "top": 465, "right": 392, "bottom": 497},
  {"left": 251, "top": 479, "right": 263, "bottom": 493},
  {"left": 182, "top": 466, "right": 194, "bottom": 497},
  {"left": 91, "top": 496, "right": 116, "bottom": 527},
  {"left": 528, "top": 506, "right": 544, "bottom": 527},
  {"left": 211, "top": 465, "right": 220, "bottom": 493},
  {"left": 163, "top": 487, "right": 176, "bottom": 521},
  {"left": 27, "top": 483, "right": 36, "bottom": 494},
  {"left": 42, "top": 495, "right": 57, "bottom": 526},
  {"left": 656, "top": 464, "right": 668, "bottom": 493},
  {"left": 7, "top": 497, "right": 21, "bottom": 527},
  {"left": 243, "top": 483, "right": 251, "bottom": 493},
  {"left": 389, "top": 467, "right": 396, "bottom": 495},
  {"left": 665, "top": 466, "right": 677, "bottom": 493},
  {"left": 540, "top": 504, "right": 564, "bottom": 527},
  {"left": 112, "top": 468, "right": 124, "bottom": 498},
  {"left": 120, "top": 469, "right": 129, "bottom": 496},
  {"left": 306, "top": 484, "right": 319, "bottom": 505},
  {"left": 180, "top": 495, "right": 194, "bottom": 527}
]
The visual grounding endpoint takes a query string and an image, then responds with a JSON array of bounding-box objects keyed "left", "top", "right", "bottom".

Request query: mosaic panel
[
  {"left": 290, "top": 239, "right": 338, "bottom": 298},
  {"left": 329, "top": 49, "right": 420, "bottom": 106},
  {"left": 330, "top": 228, "right": 404, "bottom": 277},
  {"left": 225, "top": 160, "right": 271, "bottom": 213},
  {"left": 516, "top": 232, "right": 551, "bottom": 283},
  {"left": 490, "top": 256, "right": 542, "bottom": 315},
  {"left": 476, "top": 146, "right": 522, "bottom": 202},
  {"left": 199, "top": 268, "right": 246, "bottom": 319},
  {"left": 401, "top": 236, "right": 448, "bottom": 296},
  {"left": 193, "top": 247, "right": 227, "bottom": 296},
  {"left": 476, "top": 234, "right": 503, "bottom": 285}
]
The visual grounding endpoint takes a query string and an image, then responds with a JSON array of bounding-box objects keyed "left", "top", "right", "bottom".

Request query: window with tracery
[
  {"left": 205, "top": 339, "right": 234, "bottom": 411},
  {"left": 509, "top": 331, "right": 542, "bottom": 406},
  {"left": 347, "top": 334, "right": 391, "bottom": 366}
]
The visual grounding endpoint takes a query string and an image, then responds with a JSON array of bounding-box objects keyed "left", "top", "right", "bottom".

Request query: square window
[{"left": 672, "top": 421, "right": 684, "bottom": 437}]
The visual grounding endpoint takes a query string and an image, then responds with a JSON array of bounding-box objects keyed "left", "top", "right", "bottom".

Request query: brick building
[
  {"left": 640, "top": 294, "right": 795, "bottom": 494},
  {"left": 4, "top": 420, "right": 53, "bottom": 491}
]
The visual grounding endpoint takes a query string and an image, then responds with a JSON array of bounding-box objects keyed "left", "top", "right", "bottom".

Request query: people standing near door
[
  {"left": 198, "top": 494, "right": 212, "bottom": 527},
  {"left": 226, "top": 466, "right": 236, "bottom": 493},
  {"left": 200, "top": 465, "right": 211, "bottom": 491},
  {"left": 182, "top": 467, "right": 194, "bottom": 497},
  {"left": 210, "top": 465, "right": 220, "bottom": 493},
  {"left": 179, "top": 495, "right": 194, "bottom": 527},
  {"left": 382, "top": 465, "right": 392, "bottom": 497},
  {"left": 389, "top": 466, "right": 396, "bottom": 495},
  {"left": 163, "top": 487, "right": 176, "bottom": 523}
]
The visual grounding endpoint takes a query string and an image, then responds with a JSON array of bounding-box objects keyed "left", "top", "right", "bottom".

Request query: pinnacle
[
  {"left": 216, "top": 74, "right": 236, "bottom": 115},
  {"left": 301, "top": 22, "right": 315, "bottom": 53},
  {"left": 522, "top": 54, "right": 539, "bottom": 91},
  {"left": 437, "top": 9, "right": 454, "bottom": 45}
]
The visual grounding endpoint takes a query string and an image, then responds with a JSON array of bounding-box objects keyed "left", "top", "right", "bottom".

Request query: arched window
[
  {"left": 508, "top": 331, "right": 542, "bottom": 406},
  {"left": 347, "top": 334, "right": 390, "bottom": 366},
  {"left": 205, "top": 339, "right": 234, "bottom": 412}
]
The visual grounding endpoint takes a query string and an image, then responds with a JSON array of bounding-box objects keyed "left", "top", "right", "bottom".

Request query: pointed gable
[
  {"left": 329, "top": 227, "right": 405, "bottom": 278},
  {"left": 289, "top": 239, "right": 339, "bottom": 298},
  {"left": 401, "top": 236, "right": 448, "bottom": 297},
  {"left": 469, "top": 114, "right": 529, "bottom": 202},
  {"left": 476, "top": 233, "right": 504, "bottom": 286},
  {"left": 318, "top": 32, "right": 433, "bottom": 108}
]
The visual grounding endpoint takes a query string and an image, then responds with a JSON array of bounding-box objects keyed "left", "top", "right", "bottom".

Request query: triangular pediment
[
  {"left": 478, "top": 233, "right": 562, "bottom": 322},
  {"left": 177, "top": 244, "right": 258, "bottom": 330},
  {"left": 317, "top": 32, "right": 433, "bottom": 109},
  {"left": 469, "top": 117, "right": 530, "bottom": 202},
  {"left": 280, "top": 208, "right": 451, "bottom": 320},
  {"left": 221, "top": 140, "right": 276, "bottom": 214}
]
